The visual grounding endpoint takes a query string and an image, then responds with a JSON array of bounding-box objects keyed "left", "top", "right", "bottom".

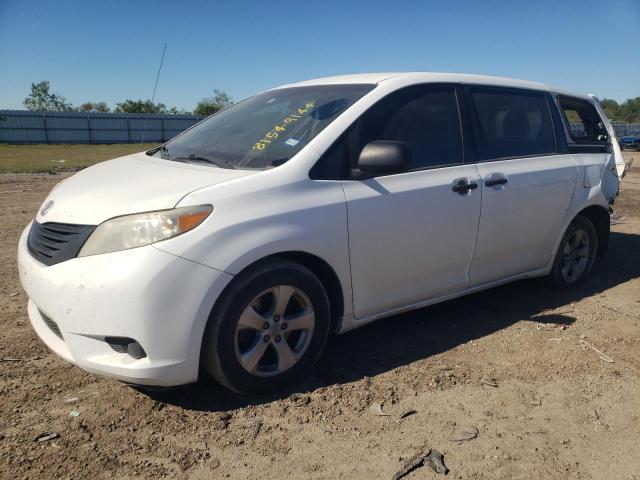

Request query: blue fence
[
  {"left": 1, "top": 110, "right": 637, "bottom": 145},
  {"left": 0, "top": 110, "right": 205, "bottom": 144}
]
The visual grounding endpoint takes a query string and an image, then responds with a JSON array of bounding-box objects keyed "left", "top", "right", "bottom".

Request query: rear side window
[
  {"left": 558, "top": 96, "right": 608, "bottom": 144},
  {"left": 469, "top": 88, "right": 556, "bottom": 160},
  {"left": 355, "top": 85, "right": 462, "bottom": 170}
]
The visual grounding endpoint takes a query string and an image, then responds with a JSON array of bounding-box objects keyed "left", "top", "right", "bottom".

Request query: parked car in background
[
  {"left": 619, "top": 134, "right": 640, "bottom": 150},
  {"left": 18, "top": 73, "right": 624, "bottom": 394}
]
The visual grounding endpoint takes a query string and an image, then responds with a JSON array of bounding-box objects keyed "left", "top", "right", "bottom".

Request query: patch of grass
[{"left": 0, "top": 143, "right": 159, "bottom": 173}]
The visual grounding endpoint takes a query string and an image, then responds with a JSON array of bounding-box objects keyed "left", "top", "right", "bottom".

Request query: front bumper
[{"left": 17, "top": 222, "right": 233, "bottom": 386}]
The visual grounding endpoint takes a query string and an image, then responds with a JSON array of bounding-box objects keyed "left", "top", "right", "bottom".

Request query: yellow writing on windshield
[{"left": 252, "top": 102, "right": 315, "bottom": 151}]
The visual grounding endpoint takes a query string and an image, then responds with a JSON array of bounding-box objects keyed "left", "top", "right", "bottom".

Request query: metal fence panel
[
  {"left": 611, "top": 122, "right": 640, "bottom": 137},
  {"left": 0, "top": 127, "right": 47, "bottom": 143},
  {"left": 0, "top": 110, "right": 204, "bottom": 144}
]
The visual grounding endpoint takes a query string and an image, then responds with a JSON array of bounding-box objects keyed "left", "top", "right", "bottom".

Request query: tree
[
  {"left": 23, "top": 80, "right": 73, "bottom": 112},
  {"left": 75, "top": 101, "right": 111, "bottom": 113},
  {"left": 600, "top": 99, "right": 619, "bottom": 120},
  {"left": 168, "top": 106, "right": 190, "bottom": 115},
  {"left": 600, "top": 97, "right": 640, "bottom": 123},
  {"left": 113, "top": 99, "right": 167, "bottom": 114},
  {"left": 619, "top": 97, "right": 640, "bottom": 123},
  {"left": 94, "top": 102, "right": 110, "bottom": 113},
  {"left": 193, "top": 89, "right": 233, "bottom": 116},
  {"left": 77, "top": 102, "right": 94, "bottom": 112}
]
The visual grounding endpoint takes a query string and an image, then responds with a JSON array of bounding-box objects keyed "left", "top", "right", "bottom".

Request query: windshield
[{"left": 150, "top": 84, "right": 374, "bottom": 169}]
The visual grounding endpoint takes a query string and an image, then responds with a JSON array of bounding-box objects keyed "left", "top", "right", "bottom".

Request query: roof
[{"left": 277, "top": 72, "right": 589, "bottom": 99}]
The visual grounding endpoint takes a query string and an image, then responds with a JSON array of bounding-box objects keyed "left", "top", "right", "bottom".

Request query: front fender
[{"left": 154, "top": 179, "right": 354, "bottom": 318}]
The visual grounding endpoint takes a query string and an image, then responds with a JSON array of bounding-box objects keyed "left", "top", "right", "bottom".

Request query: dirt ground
[{"left": 1, "top": 153, "right": 639, "bottom": 480}]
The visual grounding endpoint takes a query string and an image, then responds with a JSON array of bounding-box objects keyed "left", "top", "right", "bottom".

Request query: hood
[{"left": 36, "top": 152, "right": 255, "bottom": 225}]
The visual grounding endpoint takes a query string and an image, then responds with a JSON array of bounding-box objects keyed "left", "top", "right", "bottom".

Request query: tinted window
[
  {"left": 470, "top": 88, "right": 555, "bottom": 160},
  {"left": 309, "top": 131, "right": 349, "bottom": 179},
  {"left": 558, "top": 96, "right": 608, "bottom": 143},
  {"left": 355, "top": 86, "right": 462, "bottom": 171},
  {"left": 310, "top": 85, "right": 463, "bottom": 179},
  {"left": 150, "top": 84, "right": 373, "bottom": 170}
]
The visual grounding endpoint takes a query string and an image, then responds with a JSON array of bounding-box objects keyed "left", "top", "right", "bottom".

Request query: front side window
[
  {"left": 470, "top": 88, "right": 556, "bottom": 160},
  {"left": 355, "top": 85, "right": 463, "bottom": 171},
  {"left": 149, "top": 84, "right": 374, "bottom": 170},
  {"left": 311, "top": 85, "right": 463, "bottom": 179},
  {"left": 558, "top": 96, "right": 608, "bottom": 144}
]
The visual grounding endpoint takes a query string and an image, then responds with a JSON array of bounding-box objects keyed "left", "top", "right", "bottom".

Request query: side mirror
[{"left": 356, "top": 141, "right": 411, "bottom": 177}]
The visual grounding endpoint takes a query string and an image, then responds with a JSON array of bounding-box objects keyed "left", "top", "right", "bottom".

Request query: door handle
[
  {"left": 452, "top": 178, "right": 478, "bottom": 194},
  {"left": 485, "top": 176, "right": 508, "bottom": 187}
]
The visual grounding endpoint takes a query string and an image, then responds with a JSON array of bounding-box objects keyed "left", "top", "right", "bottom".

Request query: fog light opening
[
  {"left": 105, "top": 337, "right": 147, "bottom": 359},
  {"left": 126, "top": 341, "right": 146, "bottom": 360}
]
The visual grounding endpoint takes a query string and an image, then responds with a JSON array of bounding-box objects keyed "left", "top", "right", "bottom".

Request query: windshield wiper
[
  {"left": 172, "top": 154, "right": 235, "bottom": 169},
  {"left": 146, "top": 144, "right": 170, "bottom": 157}
]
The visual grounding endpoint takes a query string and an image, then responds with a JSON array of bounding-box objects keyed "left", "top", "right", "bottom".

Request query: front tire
[
  {"left": 548, "top": 215, "right": 598, "bottom": 288},
  {"left": 201, "top": 259, "right": 331, "bottom": 394}
]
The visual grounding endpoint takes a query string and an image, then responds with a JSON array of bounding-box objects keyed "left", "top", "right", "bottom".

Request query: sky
[{"left": 0, "top": 0, "right": 639, "bottom": 111}]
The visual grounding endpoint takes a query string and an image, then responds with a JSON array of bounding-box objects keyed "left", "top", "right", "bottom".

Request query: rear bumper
[{"left": 18, "top": 222, "right": 233, "bottom": 386}]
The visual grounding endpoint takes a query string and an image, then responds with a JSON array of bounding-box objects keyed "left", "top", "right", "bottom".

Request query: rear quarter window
[{"left": 558, "top": 96, "right": 608, "bottom": 144}]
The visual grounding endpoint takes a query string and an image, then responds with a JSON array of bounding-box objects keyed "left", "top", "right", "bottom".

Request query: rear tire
[
  {"left": 201, "top": 258, "right": 330, "bottom": 394},
  {"left": 547, "top": 215, "right": 597, "bottom": 288}
]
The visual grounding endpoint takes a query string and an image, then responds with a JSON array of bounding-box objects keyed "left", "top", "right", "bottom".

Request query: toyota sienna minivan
[{"left": 18, "top": 73, "right": 625, "bottom": 394}]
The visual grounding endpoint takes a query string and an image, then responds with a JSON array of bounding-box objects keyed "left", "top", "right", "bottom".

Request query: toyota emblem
[{"left": 40, "top": 200, "right": 54, "bottom": 216}]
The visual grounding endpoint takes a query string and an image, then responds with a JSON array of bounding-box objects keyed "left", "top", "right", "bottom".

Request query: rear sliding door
[{"left": 466, "top": 86, "right": 578, "bottom": 287}]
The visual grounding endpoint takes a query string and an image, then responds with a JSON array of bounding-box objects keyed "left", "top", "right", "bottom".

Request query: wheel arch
[
  {"left": 576, "top": 205, "right": 610, "bottom": 257},
  {"left": 214, "top": 251, "right": 345, "bottom": 334}
]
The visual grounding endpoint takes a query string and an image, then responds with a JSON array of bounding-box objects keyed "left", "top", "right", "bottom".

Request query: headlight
[{"left": 78, "top": 205, "right": 213, "bottom": 257}]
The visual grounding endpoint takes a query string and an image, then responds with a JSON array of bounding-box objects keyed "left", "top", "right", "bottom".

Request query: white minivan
[{"left": 18, "top": 73, "right": 624, "bottom": 394}]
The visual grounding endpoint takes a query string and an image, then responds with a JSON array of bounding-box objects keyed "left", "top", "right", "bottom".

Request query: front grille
[
  {"left": 27, "top": 221, "right": 95, "bottom": 266},
  {"left": 40, "top": 310, "right": 63, "bottom": 340}
]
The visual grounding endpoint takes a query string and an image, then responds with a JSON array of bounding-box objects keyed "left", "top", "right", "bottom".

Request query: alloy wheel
[
  {"left": 234, "top": 285, "right": 315, "bottom": 377},
  {"left": 561, "top": 229, "right": 590, "bottom": 283}
]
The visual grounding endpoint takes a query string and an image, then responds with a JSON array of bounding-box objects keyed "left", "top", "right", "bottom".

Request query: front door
[{"left": 342, "top": 84, "right": 482, "bottom": 319}]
